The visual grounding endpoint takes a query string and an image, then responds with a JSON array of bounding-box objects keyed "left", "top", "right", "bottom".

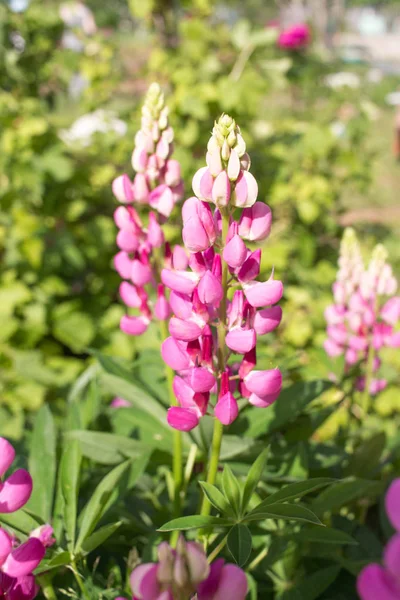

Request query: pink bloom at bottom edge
[
  {"left": 0, "top": 573, "right": 39, "bottom": 600},
  {"left": 197, "top": 559, "right": 248, "bottom": 600},
  {"left": 357, "top": 564, "right": 400, "bottom": 600}
]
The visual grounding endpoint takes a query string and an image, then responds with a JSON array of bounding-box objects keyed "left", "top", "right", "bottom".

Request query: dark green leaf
[
  {"left": 199, "top": 482, "right": 233, "bottom": 516},
  {"left": 65, "top": 430, "right": 151, "bottom": 465},
  {"left": 281, "top": 566, "right": 340, "bottom": 600},
  {"left": 34, "top": 551, "right": 71, "bottom": 575},
  {"left": 289, "top": 526, "right": 358, "bottom": 546},
  {"left": 0, "top": 510, "right": 41, "bottom": 537},
  {"left": 222, "top": 465, "right": 242, "bottom": 517},
  {"left": 241, "top": 448, "right": 269, "bottom": 512},
  {"left": 245, "top": 503, "right": 322, "bottom": 525},
  {"left": 75, "top": 460, "right": 131, "bottom": 551},
  {"left": 158, "top": 516, "right": 234, "bottom": 532},
  {"left": 60, "top": 440, "right": 82, "bottom": 552},
  {"left": 344, "top": 433, "right": 386, "bottom": 478},
  {"left": 227, "top": 524, "right": 252, "bottom": 567},
  {"left": 28, "top": 405, "right": 56, "bottom": 521},
  {"left": 255, "top": 478, "right": 334, "bottom": 509},
  {"left": 80, "top": 522, "right": 122, "bottom": 556},
  {"left": 312, "top": 479, "right": 382, "bottom": 515}
]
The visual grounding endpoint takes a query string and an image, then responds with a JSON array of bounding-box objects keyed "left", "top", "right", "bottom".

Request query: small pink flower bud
[
  {"left": 240, "top": 152, "right": 251, "bottom": 170},
  {"left": 111, "top": 397, "right": 131, "bottom": 408},
  {"left": 254, "top": 306, "right": 282, "bottom": 335},
  {"left": 161, "top": 269, "right": 199, "bottom": 294},
  {"left": 206, "top": 149, "right": 223, "bottom": 177},
  {"left": 161, "top": 337, "right": 191, "bottom": 371},
  {"left": 214, "top": 373, "right": 238, "bottom": 425},
  {"left": 244, "top": 279, "right": 283, "bottom": 308},
  {"left": 119, "top": 282, "right": 141, "bottom": 307},
  {"left": 116, "top": 229, "right": 139, "bottom": 253},
  {"left": 164, "top": 159, "right": 182, "bottom": 187},
  {"left": 147, "top": 212, "right": 164, "bottom": 248},
  {"left": 156, "top": 137, "right": 170, "bottom": 160},
  {"left": 231, "top": 170, "right": 258, "bottom": 208},
  {"left": 226, "top": 328, "right": 257, "bottom": 354},
  {"left": 120, "top": 315, "right": 150, "bottom": 336},
  {"left": 212, "top": 171, "right": 231, "bottom": 207},
  {"left": 114, "top": 252, "right": 133, "bottom": 279},
  {"left": 238, "top": 249, "right": 261, "bottom": 283},
  {"left": 182, "top": 197, "right": 217, "bottom": 253},
  {"left": 238, "top": 202, "right": 272, "bottom": 241},
  {"left": 227, "top": 148, "right": 241, "bottom": 181},
  {"left": 169, "top": 317, "right": 203, "bottom": 342},
  {"left": 223, "top": 234, "right": 247, "bottom": 269},
  {"left": 155, "top": 285, "right": 170, "bottom": 320},
  {"left": 192, "top": 167, "right": 214, "bottom": 202},
  {"left": 167, "top": 407, "right": 199, "bottom": 431},
  {"left": 112, "top": 174, "right": 134, "bottom": 204},
  {"left": 132, "top": 147, "right": 148, "bottom": 173},
  {"left": 132, "top": 173, "right": 149, "bottom": 203},
  {"left": 30, "top": 525, "right": 55, "bottom": 548},
  {"left": 197, "top": 271, "right": 224, "bottom": 306}
]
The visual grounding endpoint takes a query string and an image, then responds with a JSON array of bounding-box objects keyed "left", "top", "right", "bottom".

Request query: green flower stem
[
  {"left": 200, "top": 209, "right": 230, "bottom": 517},
  {"left": 37, "top": 575, "right": 57, "bottom": 600},
  {"left": 159, "top": 318, "right": 183, "bottom": 521},
  {"left": 207, "top": 534, "right": 228, "bottom": 563},
  {"left": 71, "top": 558, "right": 91, "bottom": 600},
  {"left": 362, "top": 340, "right": 375, "bottom": 414}
]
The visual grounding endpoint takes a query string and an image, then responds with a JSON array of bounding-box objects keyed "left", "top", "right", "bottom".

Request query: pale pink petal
[{"left": 0, "top": 470, "right": 32, "bottom": 513}]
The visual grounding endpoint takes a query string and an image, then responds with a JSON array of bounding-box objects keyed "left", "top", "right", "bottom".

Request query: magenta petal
[
  {"left": 385, "top": 479, "right": 400, "bottom": 533},
  {"left": 161, "top": 338, "right": 191, "bottom": 371},
  {"left": 245, "top": 369, "right": 282, "bottom": 397},
  {"left": 249, "top": 390, "right": 280, "bottom": 408},
  {"left": 226, "top": 328, "right": 256, "bottom": 354},
  {"left": 213, "top": 564, "right": 248, "bottom": 600},
  {"left": 0, "top": 528, "right": 12, "bottom": 566},
  {"left": 197, "top": 559, "right": 225, "bottom": 599},
  {"left": 173, "top": 376, "right": 197, "bottom": 410},
  {"left": 167, "top": 407, "right": 199, "bottom": 431},
  {"left": 2, "top": 538, "right": 45, "bottom": 578},
  {"left": 215, "top": 392, "right": 238, "bottom": 426},
  {"left": 188, "top": 367, "right": 216, "bottom": 393},
  {"left": 161, "top": 269, "right": 199, "bottom": 295},
  {"left": 238, "top": 249, "right": 261, "bottom": 283},
  {"left": 130, "top": 564, "right": 160, "bottom": 600},
  {"left": 0, "top": 437, "right": 15, "bottom": 478},
  {"left": 120, "top": 316, "right": 149, "bottom": 336},
  {"left": 384, "top": 533, "right": 400, "bottom": 580},
  {"left": 7, "top": 574, "right": 39, "bottom": 600},
  {"left": 169, "top": 317, "right": 203, "bottom": 342},
  {"left": 357, "top": 564, "right": 400, "bottom": 600},
  {"left": 197, "top": 272, "right": 223, "bottom": 306},
  {"left": 254, "top": 306, "right": 282, "bottom": 335},
  {"left": 244, "top": 280, "right": 283, "bottom": 308},
  {"left": 0, "top": 470, "right": 32, "bottom": 514}
]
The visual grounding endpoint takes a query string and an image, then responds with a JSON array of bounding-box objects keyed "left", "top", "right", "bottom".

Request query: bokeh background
[{"left": 1, "top": 0, "right": 400, "bottom": 439}]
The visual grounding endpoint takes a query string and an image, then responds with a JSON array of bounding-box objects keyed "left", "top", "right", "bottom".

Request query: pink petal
[
  {"left": 249, "top": 390, "right": 281, "bottom": 408},
  {"left": 223, "top": 235, "right": 247, "bottom": 269},
  {"left": 161, "top": 337, "right": 191, "bottom": 371},
  {"left": 112, "top": 174, "right": 134, "bottom": 204},
  {"left": 381, "top": 297, "right": 400, "bottom": 326},
  {"left": 131, "top": 260, "right": 152, "bottom": 286},
  {"left": 187, "top": 367, "right": 216, "bottom": 393},
  {"left": 169, "top": 318, "right": 203, "bottom": 342},
  {"left": 245, "top": 369, "right": 282, "bottom": 397},
  {"left": 0, "top": 528, "right": 12, "bottom": 566},
  {"left": 114, "top": 252, "right": 133, "bottom": 279},
  {"left": 192, "top": 167, "right": 213, "bottom": 201},
  {"left": 161, "top": 269, "right": 199, "bottom": 295},
  {"left": 227, "top": 149, "right": 241, "bottom": 181},
  {"left": 357, "top": 564, "right": 400, "bottom": 600},
  {"left": 2, "top": 538, "right": 45, "bottom": 578},
  {"left": 130, "top": 564, "right": 160, "bottom": 600},
  {"left": 385, "top": 479, "right": 400, "bottom": 532},
  {"left": 197, "top": 272, "right": 223, "bottom": 306},
  {"left": 238, "top": 249, "right": 261, "bottom": 283},
  {"left": 167, "top": 407, "right": 199, "bottom": 431},
  {"left": 169, "top": 291, "right": 193, "bottom": 320},
  {"left": 254, "top": 306, "right": 282, "bottom": 335},
  {"left": 244, "top": 280, "right": 283, "bottom": 308},
  {"left": 213, "top": 564, "right": 248, "bottom": 600},
  {"left": 172, "top": 245, "right": 189, "bottom": 271},
  {"left": 212, "top": 171, "right": 231, "bottom": 207},
  {"left": 384, "top": 533, "right": 400, "bottom": 580},
  {"left": 226, "top": 328, "right": 256, "bottom": 354},
  {"left": 0, "top": 470, "right": 32, "bottom": 513},
  {"left": 116, "top": 229, "right": 139, "bottom": 253},
  {"left": 238, "top": 202, "right": 272, "bottom": 241},
  {"left": 0, "top": 437, "right": 15, "bottom": 479},
  {"left": 119, "top": 282, "right": 141, "bottom": 308},
  {"left": 120, "top": 315, "right": 149, "bottom": 336},
  {"left": 214, "top": 392, "right": 238, "bottom": 426}
]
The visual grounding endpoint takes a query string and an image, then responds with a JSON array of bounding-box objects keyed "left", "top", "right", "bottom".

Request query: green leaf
[
  {"left": 312, "top": 479, "right": 382, "bottom": 516},
  {"left": 241, "top": 380, "right": 331, "bottom": 438},
  {"left": 53, "top": 311, "right": 95, "bottom": 353},
  {"left": 281, "top": 566, "right": 340, "bottom": 600},
  {"left": 111, "top": 406, "right": 174, "bottom": 451},
  {"left": 65, "top": 430, "right": 151, "bottom": 465},
  {"left": 227, "top": 524, "right": 252, "bottom": 567},
  {"left": 289, "top": 526, "right": 358, "bottom": 546},
  {"left": 245, "top": 503, "right": 322, "bottom": 526},
  {"left": 344, "top": 433, "right": 386, "bottom": 478},
  {"left": 199, "top": 482, "right": 233, "bottom": 516},
  {"left": 34, "top": 551, "right": 72, "bottom": 575},
  {"left": 0, "top": 510, "right": 41, "bottom": 537},
  {"left": 75, "top": 460, "right": 131, "bottom": 551},
  {"left": 60, "top": 440, "right": 82, "bottom": 552},
  {"left": 158, "top": 516, "right": 234, "bottom": 532},
  {"left": 80, "top": 522, "right": 122, "bottom": 556},
  {"left": 27, "top": 405, "right": 56, "bottom": 521},
  {"left": 255, "top": 478, "right": 334, "bottom": 509},
  {"left": 222, "top": 465, "right": 242, "bottom": 518},
  {"left": 241, "top": 448, "right": 269, "bottom": 512}
]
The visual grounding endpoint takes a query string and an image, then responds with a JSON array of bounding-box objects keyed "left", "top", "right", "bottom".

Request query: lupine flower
[
  {"left": 0, "top": 438, "right": 46, "bottom": 599},
  {"left": 324, "top": 229, "right": 400, "bottom": 395},
  {"left": 357, "top": 479, "right": 400, "bottom": 599},
  {"left": 278, "top": 23, "right": 310, "bottom": 50},
  {"left": 161, "top": 114, "right": 283, "bottom": 432},
  {"left": 0, "top": 438, "right": 32, "bottom": 514},
  {"left": 129, "top": 536, "right": 247, "bottom": 600},
  {"left": 112, "top": 83, "right": 184, "bottom": 336}
]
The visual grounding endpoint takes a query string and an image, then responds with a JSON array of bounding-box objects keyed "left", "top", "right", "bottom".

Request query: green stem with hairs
[
  {"left": 37, "top": 575, "right": 57, "bottom": 600},
  {"left": 200, "top": 209, "right": 230, "bottom": 517}
]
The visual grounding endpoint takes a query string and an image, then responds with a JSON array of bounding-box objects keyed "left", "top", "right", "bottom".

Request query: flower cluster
[
  {"left": 0, "top": 438, "right": 50, "bottom": 600},
  {"left": 130, "top": 536, "right": 247, "bottom": 600},
  {"left": 160, "top": 114, "right": 283, "bottom": 431},
  {"left": 112, "top": 83, "right": 184, "bottom": 336},
  {"left": 278, "top": 23, "right": 310, "bottom": 50},
  {"left": 357, "top": 479, "right": 400, "bottom": 599},
  {"left": 324, "top": 228, "right": 400, "bottom": 395}
]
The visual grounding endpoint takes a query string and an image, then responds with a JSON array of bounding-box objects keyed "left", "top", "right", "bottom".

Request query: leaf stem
[
  {"left": 70, "top": 558, "right": 91, "bottom": 600},
  {"left": 37, "top": 575, "right": 57, "bottom": 600},
  {"left": 207, "top": 533, "right": 228, "bottom": 563}
]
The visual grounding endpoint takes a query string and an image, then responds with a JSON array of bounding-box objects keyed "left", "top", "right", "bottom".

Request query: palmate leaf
[
  {"left": 158, "top": 516, "right": 234, "bottom": 532},
  {"left": 227, "top": 524, "right": 252, "bottom": 567},
  {"left": 199, "top": 482, "right": 234, "bottom": 516}
]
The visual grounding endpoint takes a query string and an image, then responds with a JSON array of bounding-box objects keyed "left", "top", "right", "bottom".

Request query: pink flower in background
[
  {"left": 161, "top": 114, "right": 283, "bottom": 432},
  {"left": 112, "top": 83, "right": 185, "bottom": 337},
  {"left": 357, "top": 479, "right": 400, "bottom": 599},
  {"left": 130, "top": 537, "right": 247, "bottom": 600},
  {"left": 278, "top": 23, "right": 310, "bottom": 50},
  {"left": 324, "top": 229, "right": 400, "bottom": 396}
]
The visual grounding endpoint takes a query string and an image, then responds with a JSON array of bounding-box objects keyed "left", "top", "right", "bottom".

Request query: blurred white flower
[
  {"left": 330, "top": 121, "right": 347, "bottom": 139},
  {"left": 325, "top": 72, "right": 361, "bottom": 90},
  {"left": 367, "top": 68, "right": 383, "bottom": 84},
  {"left": 59, "top": 110, "right": 128, "bottom": 147},
  {"left": 386, "top": 91, "right": 400, "bottom": 106}
]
